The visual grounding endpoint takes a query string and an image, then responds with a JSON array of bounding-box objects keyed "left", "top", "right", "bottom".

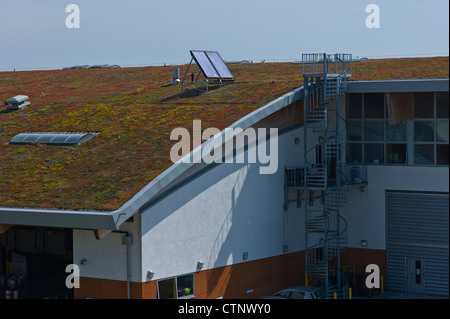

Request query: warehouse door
[{"left": 386, "top": 191, "right": 449, "bottom": 296}]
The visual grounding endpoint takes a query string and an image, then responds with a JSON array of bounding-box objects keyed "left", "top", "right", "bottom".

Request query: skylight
[{"left": 9, "top": 132, "right": 95, "bottom": 146}]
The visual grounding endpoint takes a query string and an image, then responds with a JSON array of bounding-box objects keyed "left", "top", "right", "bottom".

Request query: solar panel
[
  {"left": 205, "top": 51, "right": 234, "bottom": 80},
  {"left": 191, "top": 51, "right": 220, "bottom": 79},
  {"left": 190, "top": 50, "right": 234, "bottom": 81},
  {"left": 9, "top": 133, "right": 94, "bottom": 145}
]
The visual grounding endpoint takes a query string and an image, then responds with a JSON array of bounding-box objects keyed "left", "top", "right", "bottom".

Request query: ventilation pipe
[{"left": 171, "top": 68, "right": 180, "bottom": 85}]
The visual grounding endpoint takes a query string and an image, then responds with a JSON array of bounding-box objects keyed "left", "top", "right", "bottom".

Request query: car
[{"left": 260, "top": 286, "right": 327, "bottom": 299}]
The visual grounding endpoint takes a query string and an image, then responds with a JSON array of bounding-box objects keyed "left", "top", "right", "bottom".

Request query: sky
[{"left": 0, "top": 0, "right": 448, "bottom": 70}]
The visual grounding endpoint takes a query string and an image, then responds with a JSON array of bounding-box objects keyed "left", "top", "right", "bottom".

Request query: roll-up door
[{"left": 386, "top": 191, "right": 449, "bottom": 296}]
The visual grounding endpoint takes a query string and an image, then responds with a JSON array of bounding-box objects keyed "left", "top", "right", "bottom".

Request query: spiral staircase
[{"left": 302, "top": 53, "right": 352, "bottom": 298}]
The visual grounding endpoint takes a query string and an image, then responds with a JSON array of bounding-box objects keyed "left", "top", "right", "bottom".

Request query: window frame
[
  {"left": 157, "top": 273, "right": 195, "bottom": 299},
  {"left": 346, "top": 91, "right": 449, "bottom": 167}
]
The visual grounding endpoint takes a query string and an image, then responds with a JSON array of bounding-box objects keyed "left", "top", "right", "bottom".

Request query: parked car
[{"left": 261, "top": 286, "right": 326, "bottom": 299}]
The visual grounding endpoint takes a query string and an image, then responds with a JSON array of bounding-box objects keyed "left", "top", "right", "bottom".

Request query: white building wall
[
  {"left": 140, "top": 127, "right": 307, "bottom": 282},
  {"left": 344, "top": 165, "right": 449, "bottom": 250},
  {"left": 73, "top": 215, "right": 141, "bottom": 282}
]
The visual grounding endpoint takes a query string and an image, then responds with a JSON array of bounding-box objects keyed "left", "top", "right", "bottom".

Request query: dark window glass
[
  {"left": 436, "top": 92, "right": 449, "bottom": 118},
  {"left": 347, "top": 121, "right": 362, "bottom": 141},
  {"left": 346, "top": 93, "right": 362, "bottom": 119},
  {"left": 414, "top": 121, "right": 434, "bottom": 142},
  {"left": 158, "top": 279, "right": 175, "bottom": 299},
  {"left": 347, "top": 143, "right": 362, "bottom": 163},
  {"left": 414, "top": 144, "right": 434, "bottom": 165},
  {"left": 364, "top": 143, "right": 384, "bottom": 164},
  {"left": 364, "top": 93, "right": 384, "bottom": 119},
  {"left": 386, "top": 121, "right": 407, "bottom": 142},
  {"left": 436, "top": 119, "right": 449, "bottom": 142},
  {"left": 386, "top": 144, "right": 407, "bottom": 164},
  {"left": 364, "top": 120, "right": 384, "bottom": 141},
  {"left": 414, "top": 92, "right": 434, "bottom": 118},
  {"left": 437, "top": 144, "right": 449, "bottom": 165},
  {"left": 177, "top": 275, "right": 194, "bottom": 298}
]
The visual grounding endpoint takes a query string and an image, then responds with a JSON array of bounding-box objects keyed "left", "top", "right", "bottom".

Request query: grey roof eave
[{"left": 0, "top": 207, "right": 120, "bottom": 230}]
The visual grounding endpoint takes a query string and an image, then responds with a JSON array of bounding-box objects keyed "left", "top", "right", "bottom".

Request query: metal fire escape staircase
[{"left": 302, "top": 53, "right": 352, "bottom": 298}]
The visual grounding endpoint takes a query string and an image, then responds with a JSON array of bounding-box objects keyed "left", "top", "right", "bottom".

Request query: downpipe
[{"left": 113, "top": 230, "right": 133, "bottom": 299}]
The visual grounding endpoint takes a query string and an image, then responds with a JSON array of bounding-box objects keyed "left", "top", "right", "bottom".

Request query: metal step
[
  {"left": 306, "top": 210, "right": 327, "bottom": 233},
  {"left": 306, "top": 173, "right": 327, "bottom": 188}
]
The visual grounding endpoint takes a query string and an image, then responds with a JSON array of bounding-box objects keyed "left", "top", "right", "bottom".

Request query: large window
[
  {"left": 157, "top": 274, "right": 194, "bottom": 299},
  {"left": 346, "top": 91, "right": 449, "bottom": 166}
]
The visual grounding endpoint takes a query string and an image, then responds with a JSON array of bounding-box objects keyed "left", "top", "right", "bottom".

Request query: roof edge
[
  {"left": 347, "top": 78, "right": 449, "bottom": 93},
  {"left": 0, "top": 207, "right": 119, "bottom": 230}
]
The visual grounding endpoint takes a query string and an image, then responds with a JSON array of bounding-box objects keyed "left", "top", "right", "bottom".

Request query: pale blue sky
[{"left": 0, "top": 0, "right": 448, "bottom": 70}]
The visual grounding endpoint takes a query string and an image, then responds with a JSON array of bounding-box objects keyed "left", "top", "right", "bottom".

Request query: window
[
  {"left": 412, "top": 92, "right": 449, "bottom": 166},
  {"left": 414, "top": 92, "right": 434, "bottom": 118},
  {"left": 346, "top": 143, "right": 362, "bottom": 163},
  {"left": 364, "top": 121, "right": 384, "bottom": 141},
  {"left": 346, "top": 91, "right": 448, "bottom": 166},
  {"left": 364, "top": 93, "right": 384, "bottom": 118},
  {"left": 347, "top": 121, "right": 362, "bottom": 141},
  {"left": 364, "top": 143, "right": 384, "bottom": 164},
  {"left": 437, "top": 92, "right": 449, "bottom": 118},
  {"left": 437, "top": 144, "right": 449, "bottom": 165},
  {"left": 346, "top": 93, "right": 389, "bottom": 165},
  {"left": 346, "top": 93, "right": 362, "bottom": 118},
  {"left": 436, "top": 119, "right": 449, "bottom": 142},
  {"left": 387, "top": 144, "right": 407, "bottom": 164},
  {"left": 386, "top": 121, "right": 407, "bottom": 142},
  {"left": 157, "top": 274, "right": 194, "bottom": 299}
]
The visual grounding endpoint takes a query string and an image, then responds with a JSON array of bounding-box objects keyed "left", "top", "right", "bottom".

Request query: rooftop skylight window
[{"left": 9, "top": 132, "right": 95, "bottom": 146}]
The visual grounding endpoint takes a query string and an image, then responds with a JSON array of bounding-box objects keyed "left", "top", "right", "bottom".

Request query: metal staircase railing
[{"left": 302, "top": 53, "right": 352, "bottom": 298}]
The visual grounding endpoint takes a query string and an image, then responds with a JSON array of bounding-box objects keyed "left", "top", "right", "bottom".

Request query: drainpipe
[{"left": 113, "top": 230, "right": 133, "bottom": 299}]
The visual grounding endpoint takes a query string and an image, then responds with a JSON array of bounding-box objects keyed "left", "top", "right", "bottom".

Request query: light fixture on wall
[
  {"left": 147, "top": 270, "right": 155, "bottom": 280},
  {"left": 242, "top": 252, "right": 248, "bottom": 261},
  {"left": 80, "top": 258, "right": 87, "bottom": 265},
  {"left": 361, "top": 240, "right": 368, "bottom": 247},
  {"left": 294, "top": 137, "right": 300, "bottom": 145},
  {"left": 197, "top": 261, "right": 204, "bottom": 270}
]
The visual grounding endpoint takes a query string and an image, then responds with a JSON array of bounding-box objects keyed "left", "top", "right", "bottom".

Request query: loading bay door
[{"left": 386, "top": 191, "right": 449, "bottom": 296}]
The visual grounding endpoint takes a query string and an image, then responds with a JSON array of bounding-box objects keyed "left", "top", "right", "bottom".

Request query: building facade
[{"left": 0, "top": 64, "right": 448, "bottom": 299}]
